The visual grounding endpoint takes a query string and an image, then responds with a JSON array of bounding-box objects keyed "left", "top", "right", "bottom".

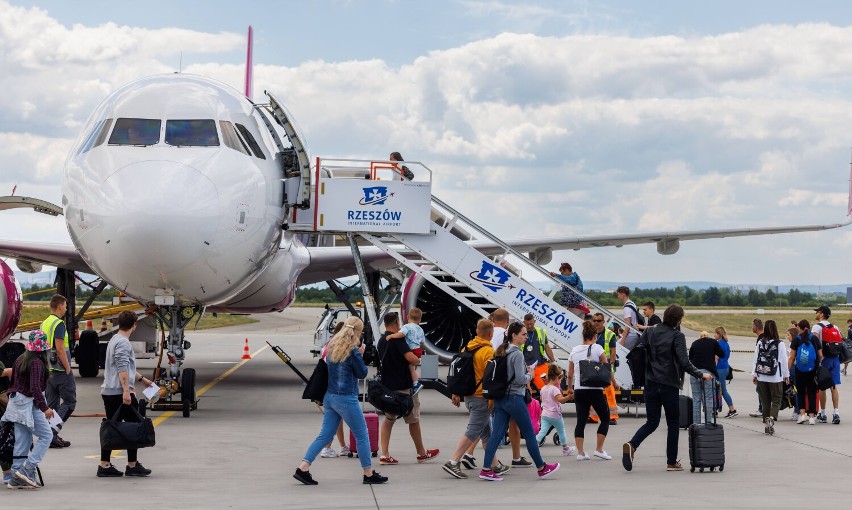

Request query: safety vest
[
  {"left": 598, "top": 328, "right": 616, "bottom": 357},
  {"left": 532, "top": 327, "right": 547, "bottom": 359},
  {"left": 41, "top": 314, "right": 68, "bottom": 372}
]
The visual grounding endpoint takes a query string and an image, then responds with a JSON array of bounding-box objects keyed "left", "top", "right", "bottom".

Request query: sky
[{"left": 3, "top": 0, "right": 852, "bottom": 287}]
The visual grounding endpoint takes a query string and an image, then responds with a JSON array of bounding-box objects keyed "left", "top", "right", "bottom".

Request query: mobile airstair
[{"left": 289, "top": 158, "right": 638, "bottom": 389}]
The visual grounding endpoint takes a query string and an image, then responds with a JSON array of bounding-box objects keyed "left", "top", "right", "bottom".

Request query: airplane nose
[{"left": 99, "top": 161, "right": 220, "bottom": 274}]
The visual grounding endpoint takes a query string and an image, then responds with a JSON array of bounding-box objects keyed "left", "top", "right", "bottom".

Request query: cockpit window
[
  {"left": 78, "top": 118, "right": 114, "bottom": 154},
  {"left": 219, "top": 121, "right": 250, "bottom": 155},
  {"left": 235, "top": 123, "right": 267, "bottom": 160},
  {"left": 165, "top": 119, "right": 219, "bottom": 147},
  {"left": 108, "top": 118, "right": 161, "bottom": 146}
]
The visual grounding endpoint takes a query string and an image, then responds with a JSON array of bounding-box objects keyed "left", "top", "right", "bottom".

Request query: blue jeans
[
  {"left": 484, "top": 394, "right": 544, "bottom": 469},
  {"left": 629, "top": 382, "right": 680, "bottom": 465},
  {"left": 536, "top": 416, "right": 567, "bottom": 446},
  {"left": 717, "top": 367, "right": 734, "bottom": 408},
  {"left": 690, "top": 373, "right": 714, "bottom": 425},
  {"left": 303, "top": 393, "right": 372, "bottom": 469},
  {"left": 12, "top": 401, "right": 52, "bottom": 473}
]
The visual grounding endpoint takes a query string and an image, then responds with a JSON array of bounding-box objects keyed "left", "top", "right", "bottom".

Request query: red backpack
[{"left": 821, "top": 323, "right": 844, "bottom": 358}]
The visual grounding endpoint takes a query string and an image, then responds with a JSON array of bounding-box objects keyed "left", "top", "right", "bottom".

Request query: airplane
[{"left": 1, "top": 27, "right": 850, "bottom": 415}]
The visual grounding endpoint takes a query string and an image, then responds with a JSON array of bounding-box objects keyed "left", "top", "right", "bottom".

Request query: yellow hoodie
[{"left": 466, "top": 336, "right": 495, "bottom": 398}]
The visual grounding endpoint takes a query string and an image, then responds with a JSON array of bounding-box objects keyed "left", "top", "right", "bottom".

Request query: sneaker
[
  {"left": 724, "top": 410, "right": 738, "bottom": 418},
  {"left": 125, "top": 463, "right": 152, "bottom": 477},
  {"left": 478, "top": 468, "right": 503, "bottom": 481},
  {"left": 338, "top": 445, "right": 351, "bottom": 456},
  {"left": 817, "top": 413, "right": 828, "bottom": 423},
  {"left": 833, "top": 414, "right": 840, "bottom": 425},
  {"left": 411, "top": 381, "right": 423, "bottom": 396},
  {"left": 363, "top": 471, "right": 388, "bottom": 484},
  {"left": 460, "top": 453, "right": 477, "bottom": 469},
  {"left": 797, "top": 415, "right": 808, "bottom": 424},
  {"left": 492, "top": 461, "right": 510, "bottom": 475},
  {"left": 538, "top": 435, "right": 547, "bottom": 447},
  {"left": 1, "top": 472, "right": 11, "bottom": 486},
  {"left": 320, "top": 447, "right": 338, "bottom": 458},
  {"left": 610, "top": 419, "right": 618, "bottom": 425},
  {"left": 379, "top": 456, "right": 398, "bottom": 465},
  {"left": 49, "top": 435, "right": 68, "bottom": 449},
  {"left": 594, "top": 450, "right": 612, "bottom": 460},
  {"left": 576, "top": 453, "right": 590, "bottom": 461},
  {"left": 13, "top": 468, "right": 39, "bottom": 488},
  {"left": 765, "top": 417, "right": 775, "bottom": 435},
  {"left": 622, "top": 442, "right": 635, "bottom": 472},
  {"left": 790, "top": 412, "right": 799, "bottom": 421},
  {"left": 666, "top": 461, "right": 684, "bottom": 471},
  {"left": 442, "top": 461, "right": 468, "bottom": 479},
  {"left": 511, "top": 457, "right": 533, "bottom": 468},
  {"left": 809, "top": 416, "right": 816, "bottom": 425},
  {"left": 417, "top": 449, "right": 439, "bottom": 463},
  {"left": 537, "top": 462, "right": 560, "bottom": 479},
  {"left": 293, "top": 468, "right": 318, "bottom": 485},
  {"left": 748, "top": 410, "right": 762, "bottom": 418},
  {"left": 96, "top": 464, "right": 124, "bottom": 478},
  {"left": 562, "top": 445, "right": 577, "bottom": 456},
  {"left": 7, "top": 476, "right": 36, "bottom": 490}
]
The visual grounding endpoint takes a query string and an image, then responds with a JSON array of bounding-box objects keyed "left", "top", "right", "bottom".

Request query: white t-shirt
[
  {"left": 569, "top": 343, "right": 606, "bottom": 390},
  {"left": 622, "top": 301, "right": 640, "bottom": 347},
  {"left": 491, "top": 326, "right": 507, "bottom": 350},
  {"left": 812, "top": 320, "right": 830, "bottom": 340}
]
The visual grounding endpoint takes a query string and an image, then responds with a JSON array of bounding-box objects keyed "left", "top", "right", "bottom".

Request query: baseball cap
[{"left": 814, "top": 305, "right": 832, "bottom": 318}]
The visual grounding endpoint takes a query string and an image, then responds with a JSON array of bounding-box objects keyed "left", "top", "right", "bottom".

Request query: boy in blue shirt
[{"left": 386, "top": 307, "right": 425, "bottom": 395}]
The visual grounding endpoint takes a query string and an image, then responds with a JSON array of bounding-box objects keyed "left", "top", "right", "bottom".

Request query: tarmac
[{"left": 7, "top": 306, "right": 852, "bottom": 509}]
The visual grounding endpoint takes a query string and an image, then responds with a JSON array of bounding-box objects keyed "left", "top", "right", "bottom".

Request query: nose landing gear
[{"left": 149, "top": 304, "right": 199, "bottom": 417}]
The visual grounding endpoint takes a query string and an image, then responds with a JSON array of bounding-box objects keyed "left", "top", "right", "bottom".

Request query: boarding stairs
[{"left": 295, "top": 158, "right": 639, "bottom": 389}]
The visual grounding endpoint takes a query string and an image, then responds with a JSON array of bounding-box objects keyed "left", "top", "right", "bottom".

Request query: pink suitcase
[{"left": 349, "top": 412, "right": 379, "bottom": 458}]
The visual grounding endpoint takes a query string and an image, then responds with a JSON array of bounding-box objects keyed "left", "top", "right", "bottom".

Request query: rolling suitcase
[
  {"left": 348, "top": 412, "right": 379, "bottom": 458},
  {"left": 688, "top": 378, "right": 725, "bottom": 472},
  {"left": 679, "top": 395, "right": 693, "bottom": 429}
]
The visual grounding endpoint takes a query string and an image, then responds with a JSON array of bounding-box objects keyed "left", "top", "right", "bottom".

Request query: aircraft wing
[{"left": 0, "top": 239, "right": 93, "bottom": 273}]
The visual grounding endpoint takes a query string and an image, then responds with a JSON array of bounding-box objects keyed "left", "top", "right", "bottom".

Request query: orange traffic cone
[
  {"left": 85, "top": 320, "right": 94, "bottom": 330},
  {"left": 241, "top": 338, "right": 252, "bottom": 360}
]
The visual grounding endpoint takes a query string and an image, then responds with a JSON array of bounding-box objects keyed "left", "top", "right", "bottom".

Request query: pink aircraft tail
[{"left": 244, "top": 26, "right": 253, "bottom": 100}]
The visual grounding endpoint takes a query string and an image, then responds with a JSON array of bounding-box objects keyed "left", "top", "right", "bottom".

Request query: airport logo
[
  {"left": 359, "top": 186, "right": 392, "bottom": 206},
  {"left": 469, "top": 260, "right": 514, "bottom": 292}
]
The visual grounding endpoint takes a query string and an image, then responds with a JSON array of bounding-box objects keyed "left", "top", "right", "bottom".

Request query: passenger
[
  {"left": 97, "top": 311, "right": 156, "bottom": 478},
  {"left": 42, "top": 294, "right": 74, "bottom": 449},
  {"left": 535, "top": 363, "right": 576, "bottom": 456},
  {"left": 522, "top": 314, "right": 556, "bottom": 392},
  {"left": 688, "top": 331, "right": 724, "bottom": 425},
  {"left": 616, "top": 286, "right": 641, "bottom": 350},
  {"left": 751, "top": 320, "right": 790, "bottom": 435},
  {"left": 784, "top": 327, "right": 801, "bottom": 420},
  {"left": 589, "top": 312, "right": 619, "bottom": 424},
  {"left": 441, "top": 319, "right": 509, "bottom": 479},
  {"left": 637, "top": 301, "right": 662, "bottom": 330},
  {"left": 385, "top": 307, "right": 426, "bottom": 395},
  {"left": 788, "top": 321, "right": 821, "bottom": 425},
  {"left": 320, "top": 323, "right": 350, "bottom": 458},
  {"left": 479, "top": 322, "right": 560, "bottom": 481},
  {"left": 622, "top": 305, "right": 711, "bottom": 472},
  {"left": 377, "top": 313, "right": 439, "bottom": 465},
  {"left": 488, "top": 309, "right": 527, "bottom": 468},
  {"left": 549, "top": 262, "right": 585, "bottom": 318},
  {"left": 813, "top": 306, "right": 841, "bottom": 424},
  {"left": 714, "top": 327, "right": 737, "bottom": 418},
  {"left": 389, "top": 152, "right": 414, "bottom": 181},
  {"left": 748, "top": 319, "right": 766, "bottom": 418},
  {"left": 567, "top": 321, "right": 616, "bottom": 461},
  {"left": 845, "top": 319, "right": 852, "bottom": 376},
  {"left": 1, "top": 330, "right": 55, "bottom": 489},
  {"left": 294, "top": 316, "right": 388, "bottom": 485}
]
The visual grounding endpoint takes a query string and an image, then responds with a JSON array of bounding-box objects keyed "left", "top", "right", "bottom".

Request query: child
[
  {"left": 386, "top": 307, "right": 426, "bottom": 395},
  {"left": 535, "top": 363, "right": 577, "bottom": 457}
]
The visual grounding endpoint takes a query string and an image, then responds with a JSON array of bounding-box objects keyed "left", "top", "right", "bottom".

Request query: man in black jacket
[{"left": 622, "top": 304, "right": 711, "bottom": 472}]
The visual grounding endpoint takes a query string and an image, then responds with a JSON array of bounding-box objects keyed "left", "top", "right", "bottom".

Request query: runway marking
[{"left": 151, "top": 344, "right": 270, "bottom": 428}]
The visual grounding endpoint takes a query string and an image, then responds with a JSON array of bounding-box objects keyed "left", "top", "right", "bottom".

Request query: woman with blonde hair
[
  {"left": 714, "top": 327, "right": 737, "bottom": 418},
  {"left": 294, "top": 317, "right": 388, "bottom": 485}
]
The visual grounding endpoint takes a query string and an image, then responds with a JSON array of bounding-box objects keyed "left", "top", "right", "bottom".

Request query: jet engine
[{"left": 0, "top": 258, "right": 23, "bottom": 342}]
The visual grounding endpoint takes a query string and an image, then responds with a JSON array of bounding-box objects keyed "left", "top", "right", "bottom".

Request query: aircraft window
[
  {"left": 78, "top": 118, "right": 114, "bottom": 154},
  {"left": 165, "top": 119, "right": 219, "bottom": 147},
  {"left": 108, "top": 118, "right": 161, "bottom": 146},
  {"left": 235, "top": 123, "right": 267, "bottom": 160},
  {"left": 219, "top": 121, "right": 250, "bottom": 155}
]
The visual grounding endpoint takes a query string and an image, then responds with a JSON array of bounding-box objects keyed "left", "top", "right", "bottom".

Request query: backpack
[
  {"left": 446, "top": 345, "right": 486, "bottom": 397},
  {"left": 625, "top": 342, "right": 647, "bottom": 387},
  {"left": 754, "top": 339, "right": 780, "bottom": 376},
  {"left": 821, "top": 323, "right": 844, "bottom": 358},
  {"left": 795, "top": 335, "right": 817, "bottom": 372},
  {"left": 482, "top": 354, "right": 515, "bottom": 400},
  {"left": 625, "top": 301, "right": 646, "bottom": 327}
]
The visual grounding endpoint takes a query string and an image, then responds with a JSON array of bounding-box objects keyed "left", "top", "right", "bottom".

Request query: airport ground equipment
[
  {"left": 267, "top": 341, "right": 309, "bottom": 384},
  {"left": 293, "top": 158, "right": 641, "bottom": 390}
]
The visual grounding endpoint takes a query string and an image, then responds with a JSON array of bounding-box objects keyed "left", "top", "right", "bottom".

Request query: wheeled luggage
[
  {"left": 688, "top": 378, "right": 725, "bottom": 473},
  {"left": 348, "top": 412, "right": 379, "bottom": 458},
  {"left": 679, "top": 395, "right": 693, "bottom": 429}
]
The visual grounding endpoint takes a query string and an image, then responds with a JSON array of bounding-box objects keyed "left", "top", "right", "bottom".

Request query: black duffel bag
[
  {"left": 99, "top": 405, "right": 156, "bottom": 451},
  {"left": 816, "top": 364, "right": 835, "bottom": 391},
  {"left": 367, "top": 376, "right": 413, "bottom": 417}
]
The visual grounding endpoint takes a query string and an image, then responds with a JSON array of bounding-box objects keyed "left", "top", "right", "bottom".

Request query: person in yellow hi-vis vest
[
  {"left": 589, "top": 313, "right": 619, "bottom": 424},
  {"left": 42, "top": 294, "right": 76, "bottom": 448}
]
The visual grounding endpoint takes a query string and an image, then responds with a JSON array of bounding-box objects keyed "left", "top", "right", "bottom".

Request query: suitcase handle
[{"left": 699, "top": 374, "right": 717, "bottom": 426}]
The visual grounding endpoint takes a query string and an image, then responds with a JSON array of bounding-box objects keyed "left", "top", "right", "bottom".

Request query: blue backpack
[{"left": 795, "top": 335, "right": 817, "bottom": 372}]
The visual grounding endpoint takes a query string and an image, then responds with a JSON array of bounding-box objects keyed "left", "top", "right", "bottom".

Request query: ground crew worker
[
  {"left": 522, "top": 314, "right": 556, "bottom": 392},
  {"left": 43, "top": 294, "right": 75, "bottom": 448},
  {"left": 589, "top": 313, "right": 619, "bottom": 424}
]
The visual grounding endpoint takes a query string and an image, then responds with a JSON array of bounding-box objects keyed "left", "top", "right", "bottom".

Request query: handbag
[
  {"left": 99, "top": 405, "right": 156, "bottom": 450},
  {"left": 579, "top": 345, "right": 612, "bottom": 388},
  {"left": 726, "top": 365, "right": 734, "bottom": 382},
  {"left": 816, "top": 364, "right": 835, "bottom": 391},
  {"left": 367, "top": 376, "right": 413, "bottom": 417},
  {"left": 302, "top": 358, "right": 329, "bottom": 404}
]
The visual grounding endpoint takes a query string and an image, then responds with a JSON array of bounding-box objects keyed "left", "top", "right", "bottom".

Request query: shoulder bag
[
  {"left": 99, "top": 405, "right": 156, "bottom": 451},
  {"left": 579, "top": 345, "right": 612, "bottom": 388}
]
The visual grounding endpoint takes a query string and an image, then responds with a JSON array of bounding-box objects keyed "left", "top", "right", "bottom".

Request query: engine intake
[{"left": 0, "top": 258, "right": 23, "bottom": 342}]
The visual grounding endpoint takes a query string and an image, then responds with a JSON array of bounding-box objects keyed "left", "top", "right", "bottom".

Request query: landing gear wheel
[
  {"left": 181, "top": 368, "right": 196, "bottom": 418},
  {"left": 77, "top": 330, "right": 99, "bottom": 377}
]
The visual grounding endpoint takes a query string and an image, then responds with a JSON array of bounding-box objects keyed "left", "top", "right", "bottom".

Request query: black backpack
[
  {"left": 482, "top": 355, "right": 515, "bottom": 400},
  {"left": 754, "top": 339, "right": 781, "bottom": 376},
  {"left": 625, "top": 342, "right": 647, "bottom": 387},
  {"left": 625, "top": 301, "right": 646, "bottom": 327},
  {"left": 446, "top": 345, "right": 486, "bottom": 397}
]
